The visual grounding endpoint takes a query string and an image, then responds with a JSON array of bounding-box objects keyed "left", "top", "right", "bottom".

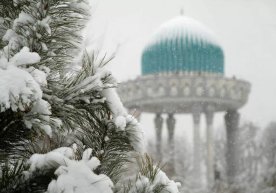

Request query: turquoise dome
[{"left": 142, "top": 16, "right": 224, "bottom": 75}]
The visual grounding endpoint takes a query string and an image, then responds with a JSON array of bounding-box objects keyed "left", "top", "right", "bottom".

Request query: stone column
[
  {"left": 154, "top": 113, "right": 163, "bottom": 161},
  {"left": 225, "top": 110, "right": 240, "bottom": 185},
  {"left": 167, "top": 113, "right": 176, "bottom": 174},
  {"left": 205, "top": 107, "right": 215, "bottom": 188},
  {"left": 192, "top": 105, "right": 202, "bottom": 186}
]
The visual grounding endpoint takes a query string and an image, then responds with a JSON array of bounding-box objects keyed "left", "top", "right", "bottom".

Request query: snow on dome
[
  {"left": 141, "top": 16, "right": 224, "bottom": 75},
  {"left": 148, "top": 16, "right": 220, "bottom": 47}
]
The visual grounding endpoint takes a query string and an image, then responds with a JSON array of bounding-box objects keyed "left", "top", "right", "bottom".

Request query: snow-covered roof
[
  {"left": 141, "top": 16, "right": 224, "bottom": 75},
  {"left": 147, "top": 16, "right": 220, "bottom": 47}
]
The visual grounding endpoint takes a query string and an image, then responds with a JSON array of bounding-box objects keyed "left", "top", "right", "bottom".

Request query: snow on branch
[
  {"left": 129, "top": 169, "right": 181, "bottom": 193},
  {"left": 125, "top": 154, "right": 181, "bottom": 193},
  {"left": 27, "top": 147, "right": 114, "bottom": 193},
  {"left": 9, "top": 47, "right": 40, "bottom": 66},
  {"left": 0, "top": 65, "right": 42, "bottom": 112},
  {"left": 0, "top": 47, "right": 53, "bottom": 136},
  {"left": 102, "top": 82, "right": 144, "bottom": 153}
]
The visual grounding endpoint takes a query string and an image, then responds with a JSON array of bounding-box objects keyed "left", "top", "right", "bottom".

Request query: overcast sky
[{"left": 86, "top": 0, "right": 276, "bottom": 142}]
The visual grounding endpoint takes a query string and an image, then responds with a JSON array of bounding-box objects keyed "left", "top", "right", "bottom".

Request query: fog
[{"left": 87, "top": 0, "right": 276, "bottom": 140}]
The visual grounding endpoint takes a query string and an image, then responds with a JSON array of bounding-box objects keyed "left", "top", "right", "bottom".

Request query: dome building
[
  {"left": 142, "top": 16, "right": 224, "bottom": 76},
  {"left": 117, "top": 16, "right": 250, "bottom": 187}
]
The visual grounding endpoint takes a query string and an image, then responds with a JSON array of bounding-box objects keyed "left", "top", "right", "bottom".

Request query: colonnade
[{"left": 152, "top": 107, "right": 240, "bottom": 187}]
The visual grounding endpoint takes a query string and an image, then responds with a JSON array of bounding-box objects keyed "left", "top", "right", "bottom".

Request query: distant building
[{"left": 117, "top": 16, "right": 250, "bottom": 187}]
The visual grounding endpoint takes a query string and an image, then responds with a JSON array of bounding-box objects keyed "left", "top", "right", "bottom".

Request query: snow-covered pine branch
[{"left": 0, "top": 1, "right": 180, "bottom": 193}]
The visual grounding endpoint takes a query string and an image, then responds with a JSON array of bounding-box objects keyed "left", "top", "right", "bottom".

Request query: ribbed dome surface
[{"left": 141, "top": 16, "right": 224, "bottom": 75}]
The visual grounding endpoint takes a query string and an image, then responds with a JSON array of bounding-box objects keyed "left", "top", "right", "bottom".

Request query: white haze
[{"left": 86, "top": 0, "right": 276, "bottom": 142}]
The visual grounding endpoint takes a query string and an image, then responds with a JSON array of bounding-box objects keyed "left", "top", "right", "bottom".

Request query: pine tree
[{"left": 0, "top": 1, "right": 180, "bottom": 193}]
